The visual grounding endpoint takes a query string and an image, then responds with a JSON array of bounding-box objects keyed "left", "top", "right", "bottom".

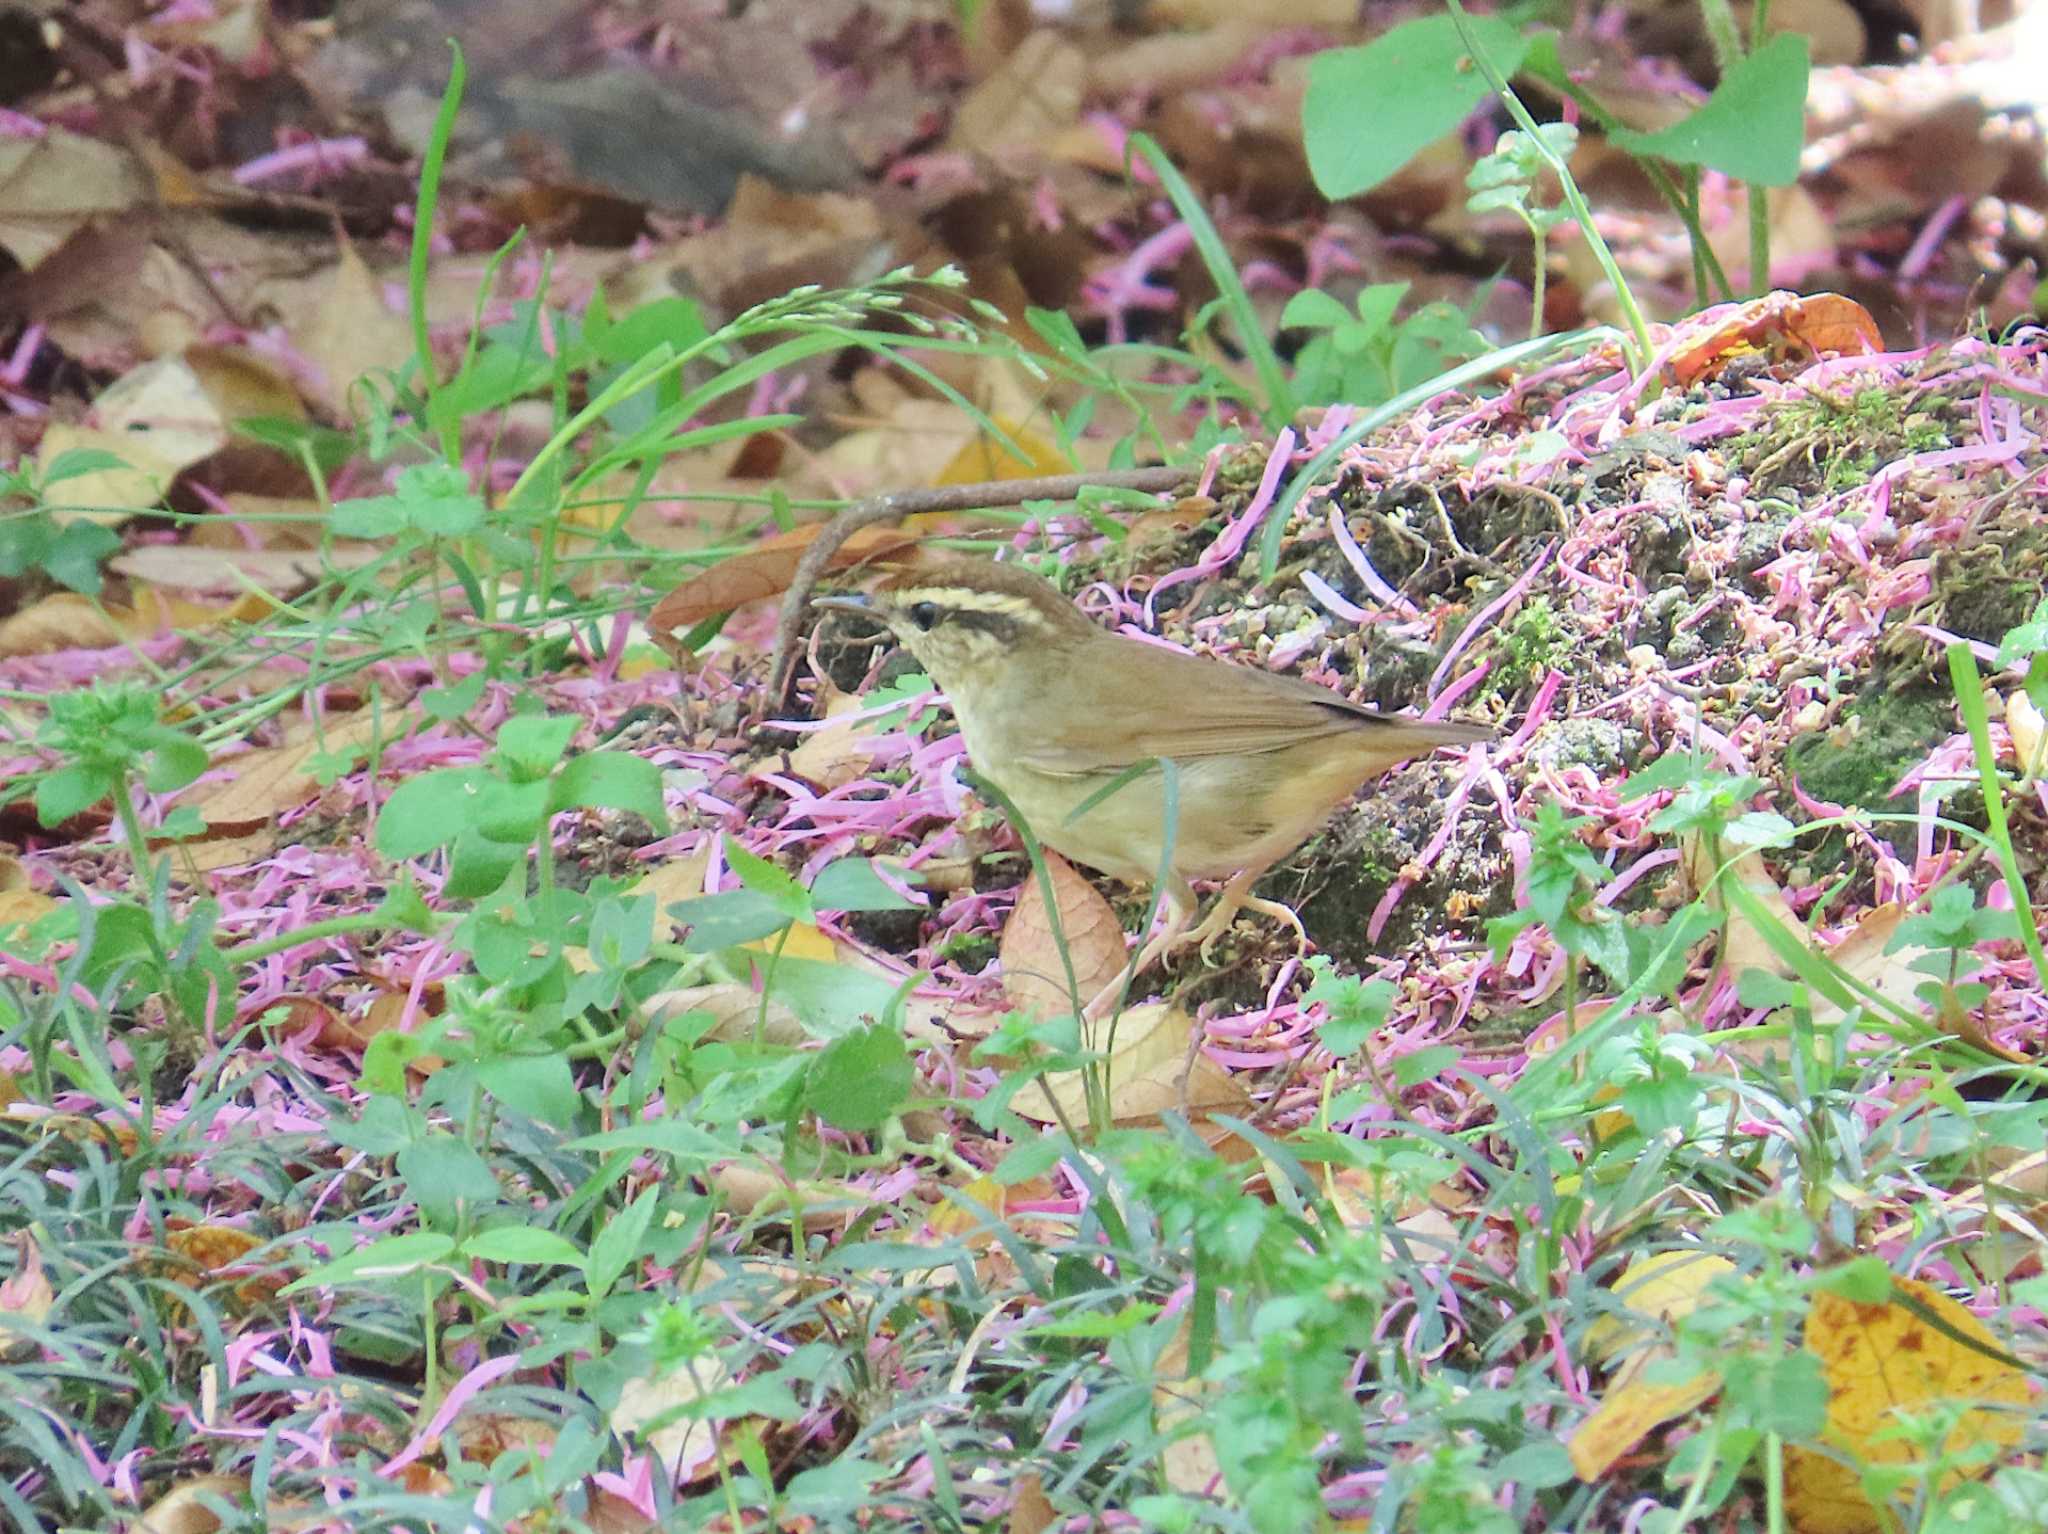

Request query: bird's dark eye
[{"left": 907, "top": 601, "right": 941, "bottom": 631}]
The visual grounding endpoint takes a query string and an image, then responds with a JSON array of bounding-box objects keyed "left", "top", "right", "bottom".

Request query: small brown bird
[{"left": 816, "top": 556, "right": 1490, "bottom": 979}]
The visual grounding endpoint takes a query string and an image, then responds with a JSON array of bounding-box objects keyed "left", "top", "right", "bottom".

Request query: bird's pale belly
[{"left": 987, "top": 750, "right": 1346, "bottom": 888}]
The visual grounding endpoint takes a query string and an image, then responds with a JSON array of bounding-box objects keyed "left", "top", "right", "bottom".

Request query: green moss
[
  {"left": 1783, "top": 683, "right": 1953, "bottom": 855},
  {"left": 1738, "top": 385, "right": 1951, "bottom": 492},
  {"left": 1934, "top": 539, "right": 2048, "bottom": 646},
  {"left": 1486, "top": 596, "right": 1565, "bottom": 697}
]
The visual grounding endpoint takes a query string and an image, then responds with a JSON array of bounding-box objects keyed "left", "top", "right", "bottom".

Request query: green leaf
[
  {"left": 592, "top": 296, "right": 707, "bottom": 365},
  {"left": 479, "top": 1053, "right": 581, "bottom": 1125},
  {"left": 39, "top": 447, "right": 132, "bottom": 487},
  {"left": 139, "top": 729, "right": 209, "bottom": 793},
  {"left": 1393, "top": 1045, "right": 1460, "bottom": 1087},
  {"left": 469, "top": 776, "right": 552, "bottom": 844},
  {"left": 461, "top": 1227, "right": 586, "bottom": 1268},
  {"left": 1353, "top": 281, "right": 1410, "bottom": 336},
  {"left": 396, "top": 1133, "right": 502, "bottom": 1224},
  {"left": 42, "top": 521, "right": 120, "bottom": 594},
  {"left": 805, "top": 1023, "right": 913, "bottom": 1133},
  {"left": 376, "top": 767, "right": 489, "bottom": 858},
  {"left": 722, "top": 836, "right": 813, "bottom": 924},
  {"left": 443, "top": 828, "right": 525, "bottom": 900},
  {"left": 808, "top": 857, "right": 921, "bottom": 914},
  {"left": 1609, "top": 34, "right": 1809, "bottom": 186},
  {"left": 568, "top": 1118, "right": 732, "bottom": 1164},
  {"left": 35, "top": 763, "right": 112, "bottom": 826},
  {"left": 586, "top": 1185, "right": 658, "bottom": 1300},
  {"left": 283, "top": 1230, "right": 456, "bottom": 1293},
  {"left": 1025, "top": 306, "right": 1088, "bottom": 360},
  {"left": 1303, "top": 15, "right": 1529, "bottom": 198},
  {"left": 1278, "top": 288, "right": 1353, "bottom": 331},
  {"left": 549, "top": 749, "right": 668, "bottom": 829},
  {"left": 669, "top": 889, "right": 793, "bottom": 952},
  {"left": 420, "top": 670, "right": 487, "bottom": 723},
  {"left": 494, "top": 713, "right": 580, "bottom": 777}
]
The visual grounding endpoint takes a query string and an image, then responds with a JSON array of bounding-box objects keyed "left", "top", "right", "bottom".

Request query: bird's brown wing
[{"left": 1011, "top": 639, "right": 1489, "bottom": 776}]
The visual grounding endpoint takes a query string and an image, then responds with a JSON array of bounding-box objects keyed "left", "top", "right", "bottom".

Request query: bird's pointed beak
[{"left": 812, "top": 593, "right": 878, "bottom": 616}]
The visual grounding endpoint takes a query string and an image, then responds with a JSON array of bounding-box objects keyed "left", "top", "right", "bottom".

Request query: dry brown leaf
[
  {"left": 0, "top": 128, "right": 153, "bottom": 270},
  {"left": 185, "top": 344, "right": 307, "bottom": 425},
  {"left": 648, "top": 523, "right": 917, "bottom": 642},
  {"left": 36, "top": 355, "right": 232, "bottom": 524},
  {"left": 1, "top": 1233, "right": 54, "bottom": 1360},
  {"left": 1784, "top": 1275, "right": 2033, "bottom": 1533},
  {"left": 1007, "top": 1472, "right": 1058, "bottom": 1534},
  {"left": 1568, "top": 1371, "right": 1724, "bottom": 1483},
  {"left": 184, "top": 711, "right": 389, "bottom": 837},
  {"left": 644, "top": 983, "right": 807, "bottom": 1049},
  {"left": 130, "top": 1473, "right": 252, "bottom": 1534},
  {"left": 929, "top": 415, "right": 1071, "bottom": 495},
  {"left": 705, "top": 1162, "right": 879, "bottom": 1230},
  {"left": 289, "top": 241, "right": 416, "bottom": 418},
  {"left": 1664, "top": 291, "right": 1882, "bottom": 389},
  {"left": 1016, "top": 1002, "right": 1252, "bottom": 1127},
  {"left": 1803, "top": 902, "right": 2028, "bottom": 1061},
  {"left": 0, "top": 858, "right": 55, "bottom": 941},
  {"left": 1149, "top": 0, "right": 1357, "bottom": 22},
  {"left": 1680, "top": 833, "right": 1806, "bottom": 980},
  {"left": 1087, "top": 20, "right": 1272, "bottom": 99},
  {"left": 948, "top": 31, "right": 1086, "bottom": 165},
  {"left": 0, "top": 585, "right": 275, "bottom": 659},
  {"left": 999, "top": 851, "right": 1129, "bottom": 1022},
  {"left": 627, "top": 175, "right": 890, "bottom": 318},
  {"left": 780, "top": 683, "right": 887, "bottom": 790},
  {"left": 1583, "top": 1250, "right": 1739, "bottom": 1376},
  {"left": 610, "top": 1354, "right": 731, "bottom": 1482},
  {"left": 0, "top": 592, "right": 120, "bottom": 657},
  {"left": 1152, "top": 1316, "right": 1224, "bottom": 1495},
  {"left": 108, "top": 543, "right": 366, "bottom": 596}
]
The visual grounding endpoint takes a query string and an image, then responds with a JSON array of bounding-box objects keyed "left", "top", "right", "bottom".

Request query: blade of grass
[
  {"left": 1948, "top": 643, "right": 2048, "bottom": 989},
  {"left": 1127, "top": 132, "right": 1293, "bottom": 428},
  {"left": 408, "top": 41, "right": 466, "bottom": 453}
]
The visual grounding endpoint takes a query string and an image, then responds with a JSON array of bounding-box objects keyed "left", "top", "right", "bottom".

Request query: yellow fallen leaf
[
  {"left": 1017, "top": 1002, "right": 1251, "bottom": 1127},
  {"left": 1784, "top": 1274, "right": 2033, "bottom": 1534},
  {"left": 1568, "top": 1370, "right": 1723, "bottom": 1482},
  {"left": 1569, "top": 1248, "right": 1738, "bottom": 1480}
]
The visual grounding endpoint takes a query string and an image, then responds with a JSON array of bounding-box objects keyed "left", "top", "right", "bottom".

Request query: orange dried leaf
[{"left": 1665, "top": 291, "right": 1881, "bottom": 388}]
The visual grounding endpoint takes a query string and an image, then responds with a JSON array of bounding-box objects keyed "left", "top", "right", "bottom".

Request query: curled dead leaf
[
  {"left": 648, "top": 523, "right": 917, "bottom": 652},
  {"left": 1665, "top": 291, "right": 1881, "bottom": 388}
]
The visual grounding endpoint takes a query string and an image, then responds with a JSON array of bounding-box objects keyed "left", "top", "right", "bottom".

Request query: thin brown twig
[{"left": 766, "top": 465, "right": 1189, "bottom": 700}]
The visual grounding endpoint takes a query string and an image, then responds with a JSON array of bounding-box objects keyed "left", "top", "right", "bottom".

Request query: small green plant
[
  {"left": 1466, "top": 124, "right": 1578, "bottom": 339},
  {"left": 1888, "top": 883, "right": 2019, "bottom": 1027},
  {"left": 32, "top": 679, "right": 209, "bottom": 869},
  {"left": 1487, "top": 800, "right": 1628, "bottom": 1010},
  {"left": 1301, "top": 2, "right": 1812, "bottom": 330},
  {"left": 1280, "top": 281, "right": 1490, "bottom": 410},
  {"left": 0, "top": 449, "right": 127, "bottom": 593},
  {"left": 1488, "top": 594, "right": 1565, "bottom": 695}
]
